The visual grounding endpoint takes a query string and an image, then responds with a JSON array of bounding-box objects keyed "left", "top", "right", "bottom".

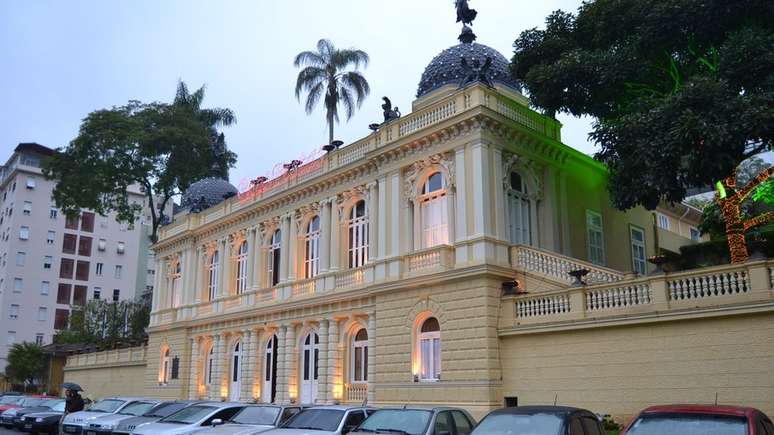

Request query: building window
[
  {"left": 80, "top": 212, "right": 95, "bottom": 232},
  {"left": 268, "top": 230, "right": 281, "bottom": 287},
  {"left": 6, "top": 331, "right": 15, "bottom": 346},
  {"left": 304, "top": 216, "right": 321, "bottom": 279},
  {"left": 57, "top": 284, "right": 72, "bottom": 304},
  {"left": 46, "top": 230, "right": 55, "bottom": 244},
  {"left": 75, "top": 261, "right": 90, "bottom": 281},
  {"left": 629, "top": 225, "right": 647, "bottom": 275},
  {"left": 43, "top": 256, "right": 52, "bottom": 269},
  {"left": 112, "top": 289, "right": 120, "bottom": 302},
  {"left": 62, "top": 234, "right": 77, "bottom": 254},
  {"left": 50, "top": 208, "right": 58, "bottom": 219},
  {"left": 97, "top": 238, "right": 107, "bottom": 251},
  {"left": 114, "top": 265, "right": 122, "bottom": 279},
  {"left": 208, "top": 251, "right": 219, "bottom": 300},
  {"left": 348, "top": 201, "right": 368, "bottom": 268},
  {"left": 235, "top": 241, "right": 248, "bottom": 294},
  {"left": 54, "top": 309, "right": 69, "bottom": 330},
  {"left": 351, "top": 328, "right": 368, "bottom": 383},
  {"left": 205, "top": 346, "right": 214, "bottom": 385},
  {"left": 41, "top": 281, "right": 50, "bottom": 295},
  {"left": 37, "top": 307, "right": 47, "bottom": 322},
  {"left": 13, "top": 278, "right": 22, "bottom": 293},
  {"left": 22, "top": 201, "right": 31, "bottom": 215},
  {"left": 117, "top": 241, "right": 125, "bottom": 255},
  {"left": 35, "top": 334, "right": 44, "bottom": 346},
  {"left": 95, "top": 263, "right": 103, "bottom": 276},
  {"left": 507, "top": 172, "right": 532, "bottom": 245},
  {"left": 65, "top": 214, "right": 79, "bottom": 230},
  {"left": 161, "top": 348, "right": 171, "bottom": 384},
  {"left": 19, "top": 226, "right": 29, "bottom": 240},
  {"left": 657, "top": 213, "right": 670, "bottom": 230},
  {"left": 419, "top": 172, "right": 449, "bottom": 248},
  {"left": 586, "top": 210, "right": 605, "bottom": 266},
  {"left": 93, "top": 287, "right": 101, "bottom": 300},
  {"left": 100, "top": 216, "right": 109, "bottom": 229},
  {"left": 15, "top": 251, "right": 25, "bottom": 266},
  {"left": 418, "top": 317, "right": 441, "bottom": 381},
  {"left": 73, "top": 285, "right": 87, "bottom": 306},
  {"left": 9, "top": 304, "right": 19, "bottom": 320},
  {"left": 78, "top": 236, "right": 93, "bottom": 256},
  {"left": 171, "top": 262, "right": 182, "bottom": 308},
  {"left": 26, "top": 177, "right": 36, "bottom": 189},
  {"left": 690, "top": 227, "right": 701, "bottom": 242}
]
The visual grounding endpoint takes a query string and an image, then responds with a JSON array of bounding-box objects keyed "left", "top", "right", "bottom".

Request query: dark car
[
  {"left": 471, "top": 406, "right": 605, "bottom": 435},
  {"left": 622, "top": 404, "right": 774, "bottom": 435},
  {"left": 19, "top": 402, "right": 67, "bottom": 435},
  {"left": 1, "top": 397, "right": 62, "bottom": 428}
]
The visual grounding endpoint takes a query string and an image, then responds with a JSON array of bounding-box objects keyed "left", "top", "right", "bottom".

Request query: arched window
[
  {"left": 170, "top": 262, "right": 182, "bottom": 308},
  {"left": 419, "top": 317, "right": 441, "bottom": 381},
  {"left": 348, "top": 201, "right": 368, "bottom": 268},
  {"left": 230, "top": 340, "right": 242, "bottom": 401},
  {"left": 304, "top": 216, "right": 320, "bottom": 279},
  {"left": 207, "top": 250, "right": 219, "bottom": 301},
  {"left": 507, "top": 171, "right": 531, "bottom": 245},
  {"left": 161, "top": 348, "right": 170, "bottom": 384},
  {"left": 419, "top": 172, "right": 449, "bottom": 248},
  {"left": 263, "top": 335, "right": 278, "bottom": 403},
  {"left": 205, "top": 346, "right": 214, "bottom": 385},
  {"left": 235, "top": 241, "right": 248, "bottom": 294},
  {"left": 351, "top": 328, "right": 368, "bottom": 383},
  {"left": 268, "top": 230, "right": 281, "bottom": 287}
]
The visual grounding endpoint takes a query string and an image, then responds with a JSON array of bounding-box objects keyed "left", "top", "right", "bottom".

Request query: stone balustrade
[
  {"left": 511, "top": 245, "right": 625, "bottom": 285},
  {"left": 65, "top": 345, "right": 147, "bottom": 369},
  {"left": 344, "top": 383, "right": 368, "bottom": 403}
]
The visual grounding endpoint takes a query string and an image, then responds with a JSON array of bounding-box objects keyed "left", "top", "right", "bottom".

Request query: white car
[
  {"left": 192, "top": 405, "right": 303, "bottom": 435},
  {"left": 61, "top": 397, "right": 149, "bottom": 434},
  {"left": 81, "top": 399, "right": 160, "bottom": 434},
  {"left": 260, "top": 406, "right": 372, "bottom": 435},
  {"left": 131, "top": 401, "right": 245, "bottom": 435}
]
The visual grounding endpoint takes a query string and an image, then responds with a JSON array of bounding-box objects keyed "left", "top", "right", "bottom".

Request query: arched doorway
[
  {"left": 262, "top": 335, "right": 278, "bottom": 403},
  {"left": 229, "top": 340, "right": 242, "bottom": 401},
  {"left": 300, "top": 331, "right": 319, "bottom": 404}
]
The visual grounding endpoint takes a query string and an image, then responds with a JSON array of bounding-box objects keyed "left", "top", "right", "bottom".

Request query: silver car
[
  {"left": 81, "top": 399, "right": 160, "bottom": 435},
  {"left": 131, "top": 401, "right": 245, "bottom": 435},
  {"left": 191, "top": 405, "right": 303, "bottom": 435},
  {"left": 112, "top": 400, "right": 205, "bottom": 435},
  {"left": 260, "top": 406, "right": 372, "bottom": 435},
  {"left": 61, "top": 397, "right": 149, "bottom": 434},
  {"left": 349, "top": 407, "right": 476, "bottom": 435}
]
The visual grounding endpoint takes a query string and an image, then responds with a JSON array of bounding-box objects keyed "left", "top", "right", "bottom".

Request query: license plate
[
  {"left": 24, "top": 424, "right": 31, "bottom": 429},
  {"left": 86, "top": 431, "right": 97, "bottom": 435},
  {"left": 64, "top": 427, "right": 76, "bottom": 433}
]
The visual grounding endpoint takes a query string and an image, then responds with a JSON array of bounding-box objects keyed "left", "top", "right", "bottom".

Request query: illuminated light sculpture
[{"left": 715, "top": 166, "right": 774, "bottom": 264}]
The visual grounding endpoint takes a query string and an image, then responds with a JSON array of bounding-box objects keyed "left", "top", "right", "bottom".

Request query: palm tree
[{"left": 294, "top": 39, "right": 370, "bottom": 145}]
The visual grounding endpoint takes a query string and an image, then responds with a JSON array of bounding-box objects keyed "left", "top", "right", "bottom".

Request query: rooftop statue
[
  {"left": 381, "top": 97, "right": 401, "bottom": 123},
  {"left": 455, "top": 0, "right": 477, "bottom": 26},
  {"left": 460, "top": 56, "right": 494, "bottom": 88}
]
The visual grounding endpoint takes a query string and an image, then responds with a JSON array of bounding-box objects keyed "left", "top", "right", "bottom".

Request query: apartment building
[{"left": 0, "top": 143, "right": 151, "bottom": 367}]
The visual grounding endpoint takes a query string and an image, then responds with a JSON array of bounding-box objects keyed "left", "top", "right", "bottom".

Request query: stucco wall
[
  {"left": 500, "top": 311, "right": 774, "bottom": 423},
  {"left": 63, "top": 346, "right": 148, "bottom": 400}
]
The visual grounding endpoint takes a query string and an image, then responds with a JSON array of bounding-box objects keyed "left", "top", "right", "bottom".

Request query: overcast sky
[{"left": 0, "top": 0, "right": 594, "bottom": 195}]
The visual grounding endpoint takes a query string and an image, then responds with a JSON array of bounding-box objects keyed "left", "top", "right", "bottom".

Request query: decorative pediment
[
  {"left": 502, "top": 152, "right": 542, "bottom": 200},
  {"left": 403, "top": 151, "right": 455, "bottom": 200},
  {"left": 228, "top": 229, "right": 248, "bottom": 256}
]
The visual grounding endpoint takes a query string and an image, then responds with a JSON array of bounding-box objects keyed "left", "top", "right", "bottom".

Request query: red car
[
  {"left": 623, "top": 404, "right": 774, "bottom": 435},
  {"left": 0, "top": 395, "right": 24, "bottom": 413}
]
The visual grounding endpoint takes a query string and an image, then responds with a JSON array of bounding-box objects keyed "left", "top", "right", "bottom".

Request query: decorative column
[
  {"left": 367, "top": 181, "right": 379, "bottom": 260},
  {"left": 377, "top": 175, "right": 388, "bottom": 259},
  {"left": 389, "top": 172, "right": 401, "bottom": 257},
  {"left": 222, "top": 238, "right": 234, "bottom": 296},
  {"left": 276, "top": 325, "right": 288, "bottom": 403},
  {"left": 317, "top": 319, "right": 330, "bottom": 403},
  {"left": 151, "top": 257, "right": 164, "bottom": 311},
  {"left": 559, "top": 172, "right": 571, "bottom": 255},
  {"left": 217, "top": 239, "right": 228, "bottom": 298},
  {"left": 209, "top": 334, "right": 223, "bottom": 400},
  {"left": 246, "top": 228, "right": 257, "bottom": 290},
  {"left": 454, "top": 145, "right": 468, "bottom": 243},
  {"left": 286, "top": 324, "right": 297, "bottom": 403},
  {"left": 253, "top": 227, "right": 266, "bottom": 289},
  {"left": 188, "top": 337, "right": 199, "bottom": 399},
  {"left": 241, "top": 329, "right": 253, "bottom": 401},
  {"left": 192, "top": 247, "right": 202, "bottom": 304},
  {"left": 280, "top": 216, "right": 291, "bottom": 283},
  {"left": 471, "top": 141, "right": 492, "bottom": 238},
  {"left": 325, "top": 319, "right": 339, "bottom": 403},
  {"left": 330, "top": 198, "right": 340, "bottom": 271},
  {"left": 320, "top": 200, "right": 332, "bottom": 272},
  {"left": 491, "top": 147, "right": 506, "bottom": 241},
  {"left": 366, "top": 313, "right": 376, "bottom": 404},
  {"left": 288, "top": 213, "right": 299, "bottom": 282}
]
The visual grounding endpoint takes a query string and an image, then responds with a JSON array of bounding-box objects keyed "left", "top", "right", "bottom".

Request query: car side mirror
[{"left": 211, "top": 418, "right": 223, "bottom": 426}]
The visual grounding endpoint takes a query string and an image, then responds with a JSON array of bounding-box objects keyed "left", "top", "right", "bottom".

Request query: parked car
[
  {"left": 112, "top": 401, "right": 205, "bottom": 435},
  {"left": 350, "top": 407, "right": 475, "bottom": 435},
  {"left": 261, "top": 406, "right": 372, "bottom": 435},
  {"left": 19, "top": 402, "right": 68, "bottom": 435},
  {"left": 61, "top": 397, "right": 149, "bottom": 434},
  {"left": 192, "top": 405, "right": 304, "bottom": 435},
  {"left": 2, "top": 397, "right": 63, "bottom": 429},
  {"left": 0, "top": 394, "right": 28, "bottom": 414},
  {"left": 131, "top": 402, "right": 246, "bottom": 435},
  {"left": 623, "top": 404, "right": 774, "bottom": 435},
  {"left": 470, "top": 406, "right": 605, "bottom": 435},
  {"left": 81, "top": 399, "right": 161, "bottom": 435}
]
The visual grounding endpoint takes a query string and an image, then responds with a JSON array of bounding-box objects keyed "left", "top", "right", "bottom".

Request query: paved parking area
[{"left": 0, "top": 428, "right": 20, "bottom": 435}]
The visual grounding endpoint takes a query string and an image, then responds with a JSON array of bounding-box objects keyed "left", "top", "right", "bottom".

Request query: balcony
[{"left": 344, "top": 383, "right": 368, "bottom": 403}]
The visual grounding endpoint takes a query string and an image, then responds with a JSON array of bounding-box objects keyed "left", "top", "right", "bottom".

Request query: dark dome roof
[
  {"left": 181, "top": 177, "right": 238, "bottom": 211},
  {"left": 416, "top": 42, "right": 520, "bottom": 98}
]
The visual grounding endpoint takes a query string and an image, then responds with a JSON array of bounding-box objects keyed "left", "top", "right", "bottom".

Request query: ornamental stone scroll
[{"left": 403, "top": 151, "right": 456, "bottom": 201}]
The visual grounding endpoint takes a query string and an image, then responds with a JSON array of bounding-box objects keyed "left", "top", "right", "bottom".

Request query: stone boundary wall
[{"left": 63, "top": 345, "right": 147, "bottom": 400}]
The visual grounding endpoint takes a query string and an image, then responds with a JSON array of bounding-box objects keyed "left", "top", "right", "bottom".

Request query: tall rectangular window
[
  {"left": 26, "top": 177, "right": 36, "bottom": 189},
  {"left": 95, "top": 263, "right": 103, "bottom": 276},
  {"left": 19, "top": 226, "right": 29, "bottom": 240},
  {"left": 13, "top": 278, "right": 22, "bottom": 293},
  {"left": 43, "top": 256, "right": 52, "bottom": 269},
  {"left": 93, "top": 287, "right": 101, "bottom": 300},
  {"left": 73, "top": 285, "right": 87, "bottom": 306},
  {"left": 97, "top": 238, "right": 107, "bottom": 251},
  {"left": 629, "top": 225, "right": 647, "bottom": 275},
  {"left": 46, "top": 230, "right": 55, "bottom": 244},
  {"left": 57, "top": 284, "right": 72, "bottom": 304},
  {"left": 657, "top": 213, "right": 670, "bottom": 230},
  {"left": 59, "top": 258, "right": 74, "bottom": 279},
  {"left": 35, "top": 334, "right": 44, "bottom": 346},
  {"left": 62, "top": 234, "right": 77, "bottom": 254},
  {"left": 41, "top": 281, "right": 50, "bottom": 295},
  {"left": 6, "top": 331, "right": 15, "bottom": 346},
  {"left": 54, "top": 309, "right": 69, "bottom": 330},
  {"left": 114, "top": 265, "right": 122, "bottom": 279},
  {"left": 37, "top": 307, "right": 47, "bottom": 321},
  {"left": 80, "top": 212, "right": 95, "bottom": 232},
  {"left": 15, "top": 251, "right": 25, "bottom": 266},
  {"left": 112, "top": 289, "right": 120, "bottom": 302},
  {"left": 78, "top": 236, "right": 92, "bottom": 256},
  {"left": 75, "top": 261, "right": 90, "bottom": 281},
  {"left": 22, "top": 201, "right": 31, "bottom": 215},
  {"left": 50, "top": 208, "right": 58, "bottom": 219},
  {"left": 116, "top": 241, "right": 125, "bottom": 254},
  {"left": 65, "top": 214, "right": 79, "bottom": 230},
  {"left": 586, "top": 210, "right": 606, "bottom": 266},
  {"left": 9, "top": 304, "right": 19, "bottom": 319},
  {"left": 690, "top": 227, "right": 701, "bottom": 242}
]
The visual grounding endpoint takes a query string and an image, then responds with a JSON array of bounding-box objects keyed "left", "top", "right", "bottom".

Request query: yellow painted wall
[
  {"left": 64, "top": 364, "right": 147, "bottom": 400},
  {"left": 500, "top": 311, "right": 774, "bottom": 423}
]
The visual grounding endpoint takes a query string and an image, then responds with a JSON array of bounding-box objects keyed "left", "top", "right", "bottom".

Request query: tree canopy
[
  {"left": 43, "top": 81, "right": 237, "bottom": 242},
  {"left": 5, "top": 343, "right": 47, "bottom": 387},
  {"left": 54, "top": 299, "right": 150, "bottom": 345},
  {"left": 511, "top": 0, "right": 774, "bottom": 211}
]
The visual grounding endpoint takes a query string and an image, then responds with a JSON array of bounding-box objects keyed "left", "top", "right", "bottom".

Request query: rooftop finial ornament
[{"left": 455, "top": 0, "right": 477, "bottom": 43}]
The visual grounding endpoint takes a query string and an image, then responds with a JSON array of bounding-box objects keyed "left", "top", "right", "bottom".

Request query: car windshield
[
  {"left": 626, "top": 413, "right": 748, "bottom": 435},
  {"left": 145, "top": 402, "right": 188, "bottom": 418},
  {"left": 118, "top": 402, "right": 157, "bottom": 416},
  {"left": 357, "top": 410, "right": 432, "bottom": 435},
  {"left": 470, "top": 413, "right": 564, "bottom": 435},
  {"left": 283, "top": 409, "right": 345, "bottom": 431},
  {"left": 51, "top": 401, "right": 66, "bottom": 413},
  {"left": 89, "top": 399, "right": 126, "bottom": 413},
  {"left": 0, "top": 396, "right": 20, "bottom": 405},
  {"left": 20, "top": 398, "right": 47, "bottom": 407},
  {"left": 160, "top": 405, "right": 217, "bottom": 424},
  {"left": 231, "top": 406, "right": 281, "bottom": 425}
]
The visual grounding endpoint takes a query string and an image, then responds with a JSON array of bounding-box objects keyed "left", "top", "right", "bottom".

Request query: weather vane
[{"left": 455, "top": 0, "right": 477, "bottom": 43}]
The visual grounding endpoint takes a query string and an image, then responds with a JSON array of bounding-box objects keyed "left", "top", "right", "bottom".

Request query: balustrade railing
[
  {"left": 344, "top": 383, "right": 368, "bottom": 403},
  {"left": 336, "top": 268, "right": 366, "bottom": 289},
  {"left": 398, "top": 99, "right": 457, "bottom": 138},
  {"left": 292, "top": 279, "right": 316, "bottom": 298},
  {"left": 511, "top": 245, "right": 624, "bottom": 285},
  {"left": 405, "top": 245, "right": 454, "bottom": 273},
  {"left": 586, "top": 283, "right": 652, "bottom": 311},
  {"left": 516, "top": 294, "right": 571, "bottom": 318},
  {"left": 668, "top": 270, "right": 749, "bottom": 301}
]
